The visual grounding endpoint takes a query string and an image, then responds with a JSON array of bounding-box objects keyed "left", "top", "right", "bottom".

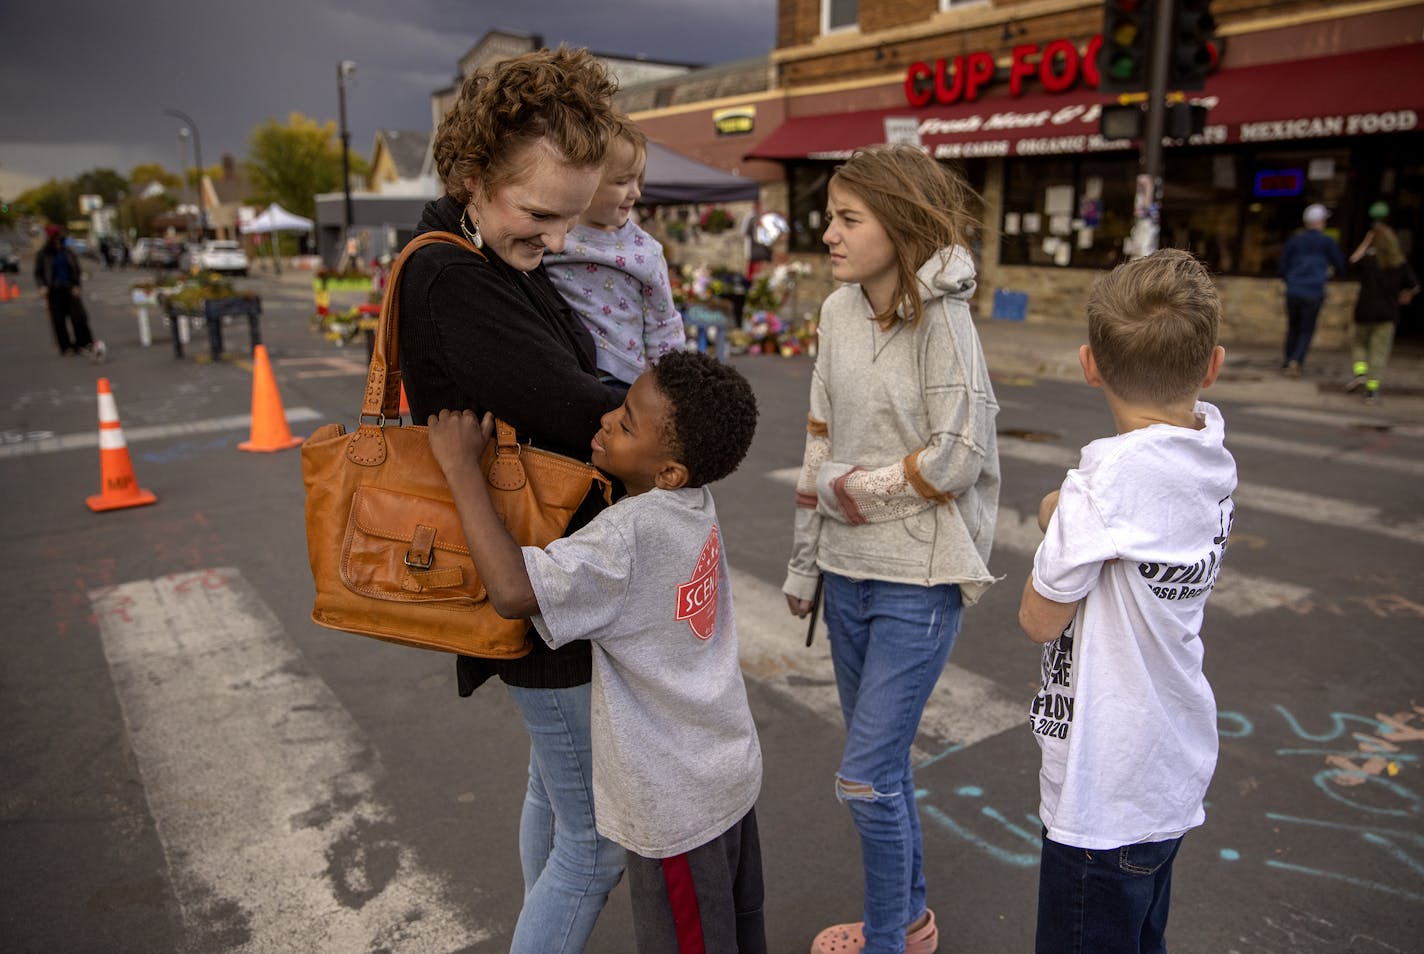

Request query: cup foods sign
[{"left": 904, "top": 37, "right": 1108, "bottom": 106}]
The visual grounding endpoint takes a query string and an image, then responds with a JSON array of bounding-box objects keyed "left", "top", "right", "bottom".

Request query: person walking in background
[
  {"left": 545, "top": 113, "right": 683, "bottom": 389},
  {"left": 429, "top": 352, "right": 766, "bottom": 954},
  {"left": 396, "top": 47, "right": 627, "bottom": 954},
  {"left": 1019, "top": 249, "right": 1237, "bottom": 954},
  {"left": 1347, "top": 220, "right": 1420, "bottom": 406},
  {"left": 783, "top": 144, "right": 1000, "bottom": 954},
  {"left": 34, "top": 224, "right": 105, "bottom": 361},
  {"left": 1278, "top": 203, "right": 1345, "bottom": 377}
]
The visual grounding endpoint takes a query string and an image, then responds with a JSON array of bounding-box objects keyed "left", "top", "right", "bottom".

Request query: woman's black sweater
[{"left": 398, "top": 195, "right": 624, "bottom": 695}]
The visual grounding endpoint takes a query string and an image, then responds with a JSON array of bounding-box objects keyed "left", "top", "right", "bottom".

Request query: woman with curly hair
[
  {"left": 784, "top": 144, "right": 1000, "bottom": 954},
  {"left": 398, "top": 47, "right": 626, "bottom": 953}
]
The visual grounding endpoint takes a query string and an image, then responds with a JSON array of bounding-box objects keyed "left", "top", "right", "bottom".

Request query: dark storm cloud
[{"left": 0, "top": 0, "right": 774, "bottom": 186}]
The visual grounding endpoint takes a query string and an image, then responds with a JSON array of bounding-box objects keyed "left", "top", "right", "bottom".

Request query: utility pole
[
  {"left": 337, "top": 61, "right": 356, "bottom": 240},
  {"left": 1134, "top": 0, "right": 1175, "bottom": 258},
  {"left": 163, "top": 108, "right": 207, "bottom": 240}
]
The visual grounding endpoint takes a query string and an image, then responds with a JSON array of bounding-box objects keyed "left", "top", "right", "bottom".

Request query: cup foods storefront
[{"left": 747, "top": 41, "right": 1424, "bottom": 345}]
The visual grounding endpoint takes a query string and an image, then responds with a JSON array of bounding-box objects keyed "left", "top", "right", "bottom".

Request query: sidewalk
[{"left": 974, "top": 315, "right": 1424, "bottom": 423}]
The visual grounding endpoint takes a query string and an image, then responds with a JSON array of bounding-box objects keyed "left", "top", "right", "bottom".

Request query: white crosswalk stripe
[
  {"left": 730, "top": 566, "right": 1027, "bottom": 762},
  {"left": 994, "top": 439, "right": 1424, "bottom": 547},
  {"left": 89, "top": 568, "right": 488, "bottom": 953},
  {"left": 1238, "top": 404, "right": 1424, "bottom": 439},
  {"left": 0, "top": 408, "right": 323, "bottom": 458}
]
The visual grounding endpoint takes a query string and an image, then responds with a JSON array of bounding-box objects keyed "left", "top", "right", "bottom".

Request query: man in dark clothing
[
  {"left": 1278, "top": 203, "right": 1345, "bottom": 377},
  {"left": 34, "top": 224, "right": 105, "bottom": 361}
]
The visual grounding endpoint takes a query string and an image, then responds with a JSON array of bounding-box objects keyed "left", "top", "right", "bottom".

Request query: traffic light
[
  {"left": 1098, "top": 0, "right": 1155, "bottom": 93},
  {"left": 1168, "top": 0, "right": 1216, "bottom": 90}
]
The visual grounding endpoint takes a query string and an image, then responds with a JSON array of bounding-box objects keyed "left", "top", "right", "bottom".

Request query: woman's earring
[{"left": 461, "top": 208, "right": 483, "bottom": 249}]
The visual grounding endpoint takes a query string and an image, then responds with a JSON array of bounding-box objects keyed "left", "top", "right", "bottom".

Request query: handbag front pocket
[{"left": 340, "top": 485, "right": 486, "bottom": 605}]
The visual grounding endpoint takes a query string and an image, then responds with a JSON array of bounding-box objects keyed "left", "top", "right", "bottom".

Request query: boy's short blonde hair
[{"left": 1086, "top": 248, "right": 1220, "bottom": 405}]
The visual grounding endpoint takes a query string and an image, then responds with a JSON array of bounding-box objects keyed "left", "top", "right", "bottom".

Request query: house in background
[
  {"left": 366, "top": 130, "right": 436, "bottom": 196},
  {"left": 203, "top": 155, "right": 259, "bottom": 241}
]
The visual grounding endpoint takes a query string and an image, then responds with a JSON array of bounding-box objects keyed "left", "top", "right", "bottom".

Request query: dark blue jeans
[
  {"left": 1283, "top": 294, "right": 1324, "bottom": 366},
  {"left": 1035, "top": 832, "right": 1182, "bottom": 954}
]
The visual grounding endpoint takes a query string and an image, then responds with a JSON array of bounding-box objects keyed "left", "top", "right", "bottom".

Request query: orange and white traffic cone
[
  {"left": 238, "top": 344, "right": 304, "bottom": 452},
  {"left": 87, "top": 378, "right": 157, "bottom": 512}
]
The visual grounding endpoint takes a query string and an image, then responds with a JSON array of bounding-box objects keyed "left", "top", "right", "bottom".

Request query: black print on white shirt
[
  {"left": 1137, "top": 494, "right": 1234, "bottom": 602},
  {"left": 1031, "top": 631, "right": 1074, "bottom": 740}
]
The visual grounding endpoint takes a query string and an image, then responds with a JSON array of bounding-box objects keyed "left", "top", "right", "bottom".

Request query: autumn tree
[
  {"left": 246, "top": 113, "right": 368, "bottom": 220},
  {"left": 128, "top": 163, "right": 182, "bottom": 192},
  {"left": 72, "top": 168, "right": 129, "bottom": 205},
  {"left": 15, "top": 180, "right": 75, "bottom": 226}
]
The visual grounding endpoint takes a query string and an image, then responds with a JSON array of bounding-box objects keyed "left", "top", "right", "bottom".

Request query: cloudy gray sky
[{"left": 0, "top": 0, "right": 776, "bottom": 197}]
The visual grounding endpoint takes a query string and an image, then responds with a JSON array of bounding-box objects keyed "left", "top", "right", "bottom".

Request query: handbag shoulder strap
[{"left": 363, "top": 229, "right": 484, "bottom": 420}]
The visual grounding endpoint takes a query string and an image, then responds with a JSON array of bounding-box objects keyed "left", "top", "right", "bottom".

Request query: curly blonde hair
[
  {"left": 434, "top": 46, "right": 619, "bottom": 204},
  {"left": 830, "top": 144, "right": 980, "bottom": 327}
]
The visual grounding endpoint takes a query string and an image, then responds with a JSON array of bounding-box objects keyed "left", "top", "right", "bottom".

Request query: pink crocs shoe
[{"left": 810, "top": 909, "right": 938, "bottom": 954}]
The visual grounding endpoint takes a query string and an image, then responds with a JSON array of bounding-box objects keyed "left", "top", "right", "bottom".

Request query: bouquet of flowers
[{"left": 698, "top": 206, "right": 735, "bottom": 234}]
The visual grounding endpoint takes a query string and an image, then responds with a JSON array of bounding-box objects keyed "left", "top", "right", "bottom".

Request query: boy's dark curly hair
[{"left": 650, "top": 351, "right": 758, "bottom": 488}]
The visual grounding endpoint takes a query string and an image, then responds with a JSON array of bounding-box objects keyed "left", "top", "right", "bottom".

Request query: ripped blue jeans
[{"left": 822, "top": 573, "right": 963, "bottom": 954}]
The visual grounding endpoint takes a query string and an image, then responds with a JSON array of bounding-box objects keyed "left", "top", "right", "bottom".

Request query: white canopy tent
[
  {"left": 240, "top": 203, "right": 314, "bottom": 234},
  {"left": 240, "top": 203, "right": 314, "bottom": 274}
]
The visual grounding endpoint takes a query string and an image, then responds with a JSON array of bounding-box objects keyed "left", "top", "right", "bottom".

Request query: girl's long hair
[
  {"left": 1372, "top": 222, "right": 1405, "bottom": 270},
  {"left": 830, "top": 144, "right": 980, "bottom": 326}
]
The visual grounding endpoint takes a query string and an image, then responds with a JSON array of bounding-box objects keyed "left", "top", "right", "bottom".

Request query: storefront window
[
  {"left": 1000, "top": 143, "right": 1392, "bottom": 276},
  {"left": 788, "top": 162, "right": 833, "bottom": 253},
  {"left": 1000, "top": 156, "right": 1135, "bottom": 268}
]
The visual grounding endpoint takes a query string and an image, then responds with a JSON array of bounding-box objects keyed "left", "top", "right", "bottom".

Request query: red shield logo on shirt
[{"left": 675, "top": 525, "right": 720, "bottom": 640}]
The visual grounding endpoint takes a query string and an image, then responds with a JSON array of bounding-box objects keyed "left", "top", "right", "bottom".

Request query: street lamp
[
  {"left": 163, "top": 108, "right": 207, "bottom": 240},
  {"left": 337, "top": 60, "right": 356, "bottom": 238}
]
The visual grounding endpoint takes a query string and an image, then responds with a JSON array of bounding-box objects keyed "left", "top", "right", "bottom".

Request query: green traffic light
[{"left": 1109, "top": 53, "right": 1138, "bottom": 80}]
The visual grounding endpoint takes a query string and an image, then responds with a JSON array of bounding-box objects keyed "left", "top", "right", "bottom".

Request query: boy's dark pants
[
  {"left": 1035, "top": 831, "right": 1182, "bottom": 954},
  {"left": 627, "top": 807, "right": 765, "bottom": 954}
]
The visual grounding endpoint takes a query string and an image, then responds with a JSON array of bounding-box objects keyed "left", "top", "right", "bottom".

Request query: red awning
[{"left": 747, "top": 44, "right": 1424, "bottom": 161}]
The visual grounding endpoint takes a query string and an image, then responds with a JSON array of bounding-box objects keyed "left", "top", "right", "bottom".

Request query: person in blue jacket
[{"left": 1278, "top": 203, "right": 1345, "bottom": 377}]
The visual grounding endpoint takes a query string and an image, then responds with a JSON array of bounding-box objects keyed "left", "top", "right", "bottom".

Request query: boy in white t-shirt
[
  {"left": 1018, "top": 249, "right": 1238, "bottom": 954},
  {"left": 429, "top": 350, "right": 765, "bottom": 954}
]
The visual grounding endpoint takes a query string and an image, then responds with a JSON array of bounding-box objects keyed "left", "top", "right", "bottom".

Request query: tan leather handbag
[{"left": 301, "top": 231, "right": 612, "bottom": 657}]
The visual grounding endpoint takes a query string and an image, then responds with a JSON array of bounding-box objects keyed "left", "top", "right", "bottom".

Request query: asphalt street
[{"left": 2, "top": 260, "right": 1421, "bottom": 953}]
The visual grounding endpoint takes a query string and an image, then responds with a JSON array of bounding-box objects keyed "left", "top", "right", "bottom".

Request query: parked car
[
  {"left": 0, "top": 242, "right": 20, "bottom": 273},
  {"left": 193, "top": 240, "right": 249, "bottom": 276},
  {"left": 142, "top": 240, "right": 183, "bottom": 269}
]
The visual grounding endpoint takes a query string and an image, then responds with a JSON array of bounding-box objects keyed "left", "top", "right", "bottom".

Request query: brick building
[{"left": 629, "top": 0, "right": 1424, "bottom": 346}]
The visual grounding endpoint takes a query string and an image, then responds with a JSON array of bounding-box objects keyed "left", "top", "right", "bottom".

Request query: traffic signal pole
[{"left": 1134, "top": 0, "right": 1176, "bottom": 258}]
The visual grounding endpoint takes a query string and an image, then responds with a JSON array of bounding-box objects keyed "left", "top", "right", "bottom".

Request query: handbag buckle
[{"left": 405, "top": 524, "right": 437, "bottom": 570}]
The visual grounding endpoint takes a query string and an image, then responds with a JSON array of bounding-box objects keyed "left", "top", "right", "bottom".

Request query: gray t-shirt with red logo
[{"left": 524, "top": 485, "right": 763, "bottom": 858}]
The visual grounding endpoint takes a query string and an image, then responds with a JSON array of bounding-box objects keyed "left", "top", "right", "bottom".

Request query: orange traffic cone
[
  {"left": 239, "top": 345, "right": 305, "bottom": 452},
  {"left": 0, "top": 281, "right": 10, "bottom": 301},
  {"left": 87, "top": 378, "right": 157, "bottom": 512}
]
